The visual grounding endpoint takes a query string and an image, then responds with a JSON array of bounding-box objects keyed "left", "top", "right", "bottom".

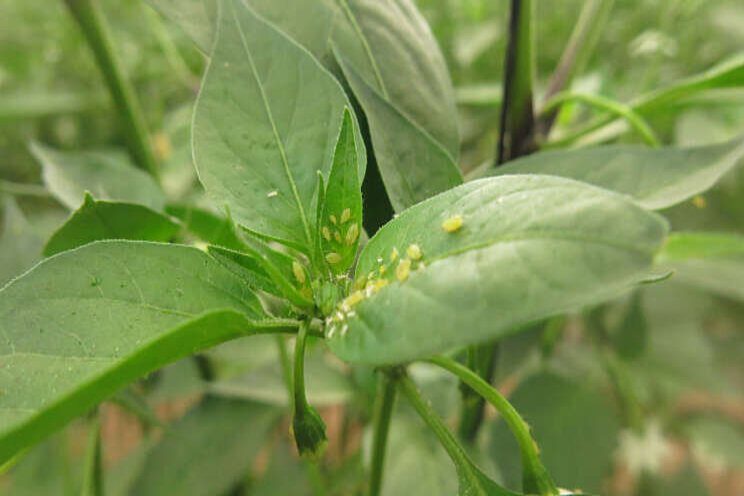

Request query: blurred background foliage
[{"left": 0, "top": 1, "right": 742, "bottom": 495}]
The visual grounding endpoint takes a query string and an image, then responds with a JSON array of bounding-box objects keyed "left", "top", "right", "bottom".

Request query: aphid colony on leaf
[
  {"left": 322, "top": 207, "right": 360, "bottom": 265},
  {"left": 326, "top": 243, "right": 425, "bottom": 339}
]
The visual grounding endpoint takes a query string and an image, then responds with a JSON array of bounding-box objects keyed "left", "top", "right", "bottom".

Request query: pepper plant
[{"left": 1, "top": 0, "right": 743, "bottom": 495}]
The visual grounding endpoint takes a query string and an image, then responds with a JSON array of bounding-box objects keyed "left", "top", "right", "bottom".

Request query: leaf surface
[
  {"left": 491, "top": 137, "right": 744, "bottom": 210},
  {"left": 656, "top": 231, "right": 744, "bottom": 301},
  {"left": 0, "top": 241, "right": 296, "bottom": 464},
  {"left": 30, "top": 143, "right": 164, "bottom": 211},
  {"left": 43, "top": 194, "right": 180, "bottom": 256},
  {"left": 192, "top": 0, "right": 365, "bottom": 251},
  {"left": 130, "top": 397, "right": 279, "bottom": 496},
  {"left": 319, "top": 108, "right": 363, "bottom": 274},
  {"left": 328, "top": 175, "right": 668, "bottom": 364}
]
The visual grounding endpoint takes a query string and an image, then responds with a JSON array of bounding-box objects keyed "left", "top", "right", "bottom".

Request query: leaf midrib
[{"left": 229, "top": 1, "right": 313, "bottom": 249}]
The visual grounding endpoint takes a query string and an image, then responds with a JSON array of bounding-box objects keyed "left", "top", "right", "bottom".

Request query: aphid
[
  {"left": 353, "top": 276, "right": 367, "bottom": 291},
  {"left": 330, "top": 214, "right": 338, "bottom": 225},
  {"left": 334, "top": 311, "right": 345, "bottom": 322},
  {"left": 334, "top": 230, "right": 343, "bottom": 243},
  {"left": 442, "top": 214, "right": 463, "bottom": 233},
  {"left": 345, "top": 223, "right": 359, "bottom": 245},
  {"left": 267, "top": 190, "right": 279, "bottom": 198},
  {"left": 341, "top": 324, "right": 349, "bottom": 336},
  {"left": 335, "top": 273, "right": 348, "bottom": 280},
  {"left": 396, "top": 258, "right": 411, "bottom": 282},
  {"left": 390, "top": 247, "right": 399, "bottom": 262},
  {"left": 692, "top": 196, "right": 706, "bottom": 208},
  {"left": 347, "top": 311, "right": 357, "bottom": 318},
  {"left": 340, "top": 208, "right": 351, "bottom": 224},
  {"left": 292, "top": 260, "right": 306, "bottom": 285},
  {"left": 326, "top": 252, "right": 342, "bottom": 264},
  {"left": 407, "top": 244, "right": 422, "bottom": 260},
  {"left": 374, "top": 278, "right": 389, "bottom": 292},
  {"left": 378, "top": 264, "right": 386, "bottom": 275},
  {"left": 327, "top": 325, "right": 337, "bottom": 338},
  {"left": 342, "top": 290, "right": 364, "bottom": 309},
  {"left": 322, "top": 226, "right": 331, "bottom": 241},
  {"left": 377, "top": 257, "right": 384, "bottom": 263}
]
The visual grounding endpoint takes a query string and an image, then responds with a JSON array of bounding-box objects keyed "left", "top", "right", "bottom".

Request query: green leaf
[
  {"left": 335, "top": 54, "right": 462, "bottom": 212},
  {"left": 490, "top": 136, "right": 744, "bottom": 210},
  {"left": 208, "top": 245, "right": 282, "bottom": 297},
  {"left": 43, "top": 194, "right": 180, "bottom": 256},
  {"left": 210, "top": 233, "right": 314, "bottom": 309},
  {"left": 377, "top": 417, "right": 458, "bottom": 496},
  {"left": 192, "top": 0, "right": 365, "bottom": 252},
  {"left": 328, "top": 175, "right": 668, "bottom": 364},
  {"left": 319, "top": 108, "right": 363, "bottom": 275},
  {"left": 0, "top": 241, "right": 298, "bottom": 464},
  {"left": 30, "top": 142, "right": 165, "bottom": 211},
  {"left": 332, "top": 0, "right": 460, "bottom": 157},
  {"left": 485, "top": 372, "right": 620, "bottom": 494},
  {"left": 656, "top": 232, "right": 744, "bottom": 301},
  {"left": 165, "top": 204, "right": 245, "bottom": 251},
  {"left": 130, "top": 397, "right": 279, "bottom": 496},
  {"left": 144, "top": 0, "right": 217, "bottom": 54}
]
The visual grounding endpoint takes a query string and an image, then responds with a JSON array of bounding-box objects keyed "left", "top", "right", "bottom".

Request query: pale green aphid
[
  {"left": 442, "top": 214, "right": 463, "bottom": 233},
  {"left": 340, "top": 208, "right": 351, "bottom": 224},
  {"left": 292, "top": 260, "right": 306, "bottom": 285},
  {"left": 325, "top": 252, "right": 342, "bottom": 264},
  {"left": 345, "top": 223, "right": 359, "bottom": 245}
]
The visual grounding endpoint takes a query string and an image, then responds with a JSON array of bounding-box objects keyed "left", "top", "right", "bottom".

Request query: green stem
[
  {"left": 274, "top": 334, "right": 293, "bottom": 403},
  {"left": 395, "top": 374, "right": 474, "bottom": 476},
  {"left": 537, "top": 0, "right": 615, "bottom": 136},
  {"left": 458, "top": 344, "right": 497, "bottom": 441},
  {"left": 292, "top": 320, "right": 310, "bottom": 409},
  {"left": 62, "top": 0, "right": 159, "bottom": 179},
  {"left": 81, "top": 410, "right": 103, "bottom": 496},
  {"left": 0, "top": 180, "right": 52, "bottom": 199},
  {"left": 540, "top": 92, "right": 660, "bottom": 147},
  {"left": 496, "top": 0, "right": 536, "bottom": 165},
  {"left": 369, "top": 375, "right": 396, "bottom": 496},
  {"left": 425, "top": 356, "right": 558, "bottom": 496}
]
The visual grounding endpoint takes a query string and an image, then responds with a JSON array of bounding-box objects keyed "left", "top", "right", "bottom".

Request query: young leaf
[
  {"left": 43, "top": 193, "right": 180, "bottom": 256},
  {"left": 655, "top": 232, "right": 744, "bottom": 302},
  {"left": 165, "top": 204, "right": 245, "bottom": 251},
  {"left": 130, "top": 397, "right": 279, "bottom": 496},
  {"left": 489, "top": 136, "right": 744, "bottom": 210},
  {"left": 319, "top": 108, "right": 363, "bottom": 275},
  {"left": 220, "top": 233, "right": 314, "bottom": 310},
  {"left": 334, "top": 54, "right": 462, "bottom": 212},
  {"left": 208, "top": 245, "right": 282, "bottom": 297},
  {"left": 30, "top": 142, "right": 165, "bottom": 211},
  {"left": 192, "top": 0, "right": 365, "bottom": 252},
  {"left": 0, "top": 241, "right": 299, "bottom": 464},
  {"left": 327, "top": 175, "right": 668, "bottom": 364}
]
